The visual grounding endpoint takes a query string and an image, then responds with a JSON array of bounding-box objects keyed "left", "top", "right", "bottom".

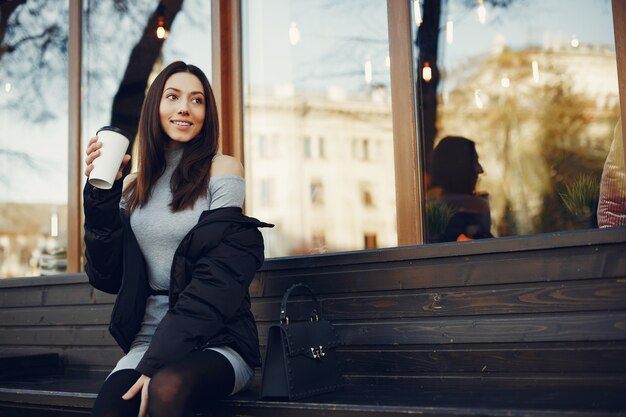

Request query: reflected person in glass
[
  {"left": 83, "top": 61, "right": 271, "bottom": 417},
  {"left": 426, "top": 136, "right": 493, "bottom": 242}
]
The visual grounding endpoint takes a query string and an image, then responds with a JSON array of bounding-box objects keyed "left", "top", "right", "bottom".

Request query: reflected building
[
  {"left": 244, "top": 85, "right": 397, "bottom": 257},
  {"left": 439, "top": 40, "right": 619, "bottom": 236}
]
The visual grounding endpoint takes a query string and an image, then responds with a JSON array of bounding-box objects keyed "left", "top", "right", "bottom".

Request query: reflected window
[
  {"left": 243, "top": 0, "right": 397, "bottom": 257},
  {"left": 319, "top": 137, "right": 326, "bottom": 159},
  {"left": 361, "top": 183, "right": 375, "bottom": 208},
  {"left": 415, "top": 0, "right": 621, "bottom": 242},
  {"left": 310, "top": 180, "right": 324, "bottom": 206},
  {"left": 0, "top": 0, "right": 69, "bottom": 278},
  {"left": 260, "top": 178, "right": 275, "bottom": 207},
  {"left": 303, "top": 136, "right": 312, "bottom": 158},
  {"left": 364, "top": 233, "right": 377, "bottom": 249}
]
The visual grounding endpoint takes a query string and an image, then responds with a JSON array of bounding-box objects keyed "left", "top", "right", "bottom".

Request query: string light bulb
[
  {"left": 571, "top": 35, "right": 579, "bottom": 48},
  {"left": 474, "top": 90, "right": 484, "bottom": 109},
  {"left": 532, "top": 60, "right": 540, "bottom": 83},
  {"left": 50, "top": 211, "right": 59, "bottom": 238},
  {"left": 477, "top": 0, "right": 487, "bottom": 24},
  {"left": 156, "top": 16, "right": 168, "bottom": 40},
  {"left": 4, "top": 82, "right": 11, "bottom": 93},
  {"left": 289, "top": 22, "right": 301, "bottom": 45},
  {"left": 446, "top": 19, "right": 454, "bottom": 44},
  {"left": 364, "top": 59, "right": 373, "bottom": 84},
  {"left": 422, "top": 62, "right": 432, "bottom": 82},
  {"left": 413, "top": 0, "right": 423, "bottom": 26}
]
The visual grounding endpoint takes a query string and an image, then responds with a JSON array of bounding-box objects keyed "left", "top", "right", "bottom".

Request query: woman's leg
[
  {"left": 147, "top": 349, "right": 236, "bottom": 417},
  {"left": 91, "top": 369, "right": 142, "bottom": 417}
]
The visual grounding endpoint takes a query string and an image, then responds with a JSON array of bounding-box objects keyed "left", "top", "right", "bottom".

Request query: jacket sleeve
[
  {"left": 83, "top": 180, "right": 124, "bottom": 294},
  {"left": 598, "top": 119, "right": 626, "bottom": 227},
  {"left": 135, "top": 223, "right": 265, "bottom": 377}
]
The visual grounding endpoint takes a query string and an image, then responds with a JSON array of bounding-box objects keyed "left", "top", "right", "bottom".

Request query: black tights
[{"left": 91, "top": 350, "right": 235, "bottom": 417}]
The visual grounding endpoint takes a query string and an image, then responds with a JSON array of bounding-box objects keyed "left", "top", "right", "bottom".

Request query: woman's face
[{"left": 159, "top": 72, "right": 206, "bottom": 146}]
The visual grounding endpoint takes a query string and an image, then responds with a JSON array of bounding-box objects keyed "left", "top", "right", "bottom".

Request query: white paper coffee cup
[{"left": 88, "top": 126, "right": 131, "bottom": 190}]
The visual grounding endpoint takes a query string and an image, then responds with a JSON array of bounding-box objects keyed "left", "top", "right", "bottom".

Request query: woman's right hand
[{"left": 84, "top": 135, "right": 131, "bottom": 180}]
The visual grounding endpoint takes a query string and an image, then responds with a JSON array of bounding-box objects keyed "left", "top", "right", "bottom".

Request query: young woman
[{"left": 83, "top": 61, "right": 271, "bottom": 417}]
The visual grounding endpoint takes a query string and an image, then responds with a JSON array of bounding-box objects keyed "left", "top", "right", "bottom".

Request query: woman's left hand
[{"left": 122, "top": 374, "right": 151, "bottom": 417}]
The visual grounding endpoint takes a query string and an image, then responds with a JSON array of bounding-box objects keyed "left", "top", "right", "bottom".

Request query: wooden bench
[{"left": 1, "top": 228, "right": 625, "bottom": 417}]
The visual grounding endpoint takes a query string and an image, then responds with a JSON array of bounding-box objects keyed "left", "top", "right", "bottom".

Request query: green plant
[
  {"left": 559, "top": 175, "right": 600, "bottom": 217},
  {"left": 426, "top": 200, "right": 456, "bottom": 237}
]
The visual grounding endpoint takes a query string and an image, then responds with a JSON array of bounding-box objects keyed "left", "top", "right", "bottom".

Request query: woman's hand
[
  {"left": 122, "top": 374, "right": 151, "bottom": 417},
  {"left": 84, "top": 135, "right": 131, "bottom": 180}
]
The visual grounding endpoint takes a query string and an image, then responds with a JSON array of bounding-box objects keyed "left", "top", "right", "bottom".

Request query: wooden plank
[
  {"left": 252, "top": 245, "right": 626, "bottom": 297},
  {"left": 0, "top": 404, "right": 91, "bottom": 417},
  {"left": 251, "top": 279, "right": 626, "bottom": 322},
  {"left": 215, "top": 382, "right": 626, "bottom": 417},
  {"left": 0, "top": 284, "right": 115, "bottom": 309},
  {"left": 0, "top": 353, "right": 62, "bottom": 380},
  {"left": 257, "top": 230, "right": 626, "bottom": 273},
  {"left": 335, "top": 311, "right": 626, "bottom": 346},
  {"left": 255, "top": 311, "right": 626, "bottom": 348},
  {"left": 0, "top": 305, "right": 112, "bottom": 327},
  {"left": 0, "top": 346, "right": 122, "bottom": 370},
  {"left": 0, "top": 327, "right": 116, "bottom": 347},
  {"left": 337, "top": 342, "right": 626, "bottom": 374}
]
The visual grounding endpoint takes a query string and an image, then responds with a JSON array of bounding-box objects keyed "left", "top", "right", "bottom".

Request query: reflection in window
[
  {"left": 319, "top": 137, "right": 326, "bottom": 159},
  {"left": 303, "top": 136, "right": 312, "bottom": 158},
  {"left": 82, "top": 0, "right": 212, "bottom": 172},
  {"left": 361, "top": 183, "right": 375, "bottom": 208},
  {"left": 416, "top": 0, "right": 620, "bottom": 242},
  {"left": 310, "top": 181, "right": 324, "bottom": 206},
  {"left": 260, "top": 178, "right": 275, "bottom": 207},
  {"left": 364, "top": 233, "right": 377, "bottom": 249},
  {"left": 243, "top": 0, "right": 397, "bottom": 257},
  {"left": 0, "top": 0, "right": 69, "bottom": 277}
]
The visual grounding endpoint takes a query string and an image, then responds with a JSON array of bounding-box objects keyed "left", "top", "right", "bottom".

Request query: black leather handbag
[{"left": 260, "top": 283, "right": 343, "bottom": 400}]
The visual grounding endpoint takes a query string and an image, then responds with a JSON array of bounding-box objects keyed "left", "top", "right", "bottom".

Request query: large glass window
[
  {"left": 0, "top": 1, "right": 69, "bottom": 277},
  {"left": 242, "top": 0, "right": 397, "bottom": 257},
  {"left": 415, "top": 0, "right": 622, "bottom": 243},
  {"left": 82, "top": 0, "right": 212, "bottom": 172}
]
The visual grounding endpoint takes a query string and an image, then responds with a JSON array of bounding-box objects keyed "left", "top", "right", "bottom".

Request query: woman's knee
[{"left": 149, "top": 368, "right": 189, "bottom": 407}]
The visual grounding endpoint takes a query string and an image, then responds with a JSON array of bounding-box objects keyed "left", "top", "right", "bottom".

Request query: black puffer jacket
[{"left": 83, "top": 180, "right": 272, "bottom": 377}]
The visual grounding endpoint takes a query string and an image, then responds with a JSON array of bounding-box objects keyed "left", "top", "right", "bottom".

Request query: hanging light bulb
[
  {"left": 289, "top": 22, "right": 301, "bottom": 45},
  {"left": 501, "top": 77, "right": 510, "bottom": 88},
  {"left": 446, "top": 19, "right": 454, "bottom": 44},
  {"left": 364, "top": 59, "right": 373, "bottom": 84},
  {"left": 422, "top": 62, "right": 432, "bottom": 82},
  {"left": 413, "top": 0, "right": 422, "bottom": 26},
  {"left": 156, "top": 16, "right": 168, "bottom": 40},
  {"left": 4, "top": 82, "right": 11, "bottom": 93},
  {"left": 474, "top": 90, "right": 484, "bottom": 109},
  {"left": 571, "top": 35, "right": 579, "bottom": 48},
  {"left": 477, "top": 0, "right": 487, "bottom": 24},
  {"left": 50, "top": 211, "right": 59, "bottom": 238},
  {"left": 532, "top": 60, "right": 540, "bottom": 83}
]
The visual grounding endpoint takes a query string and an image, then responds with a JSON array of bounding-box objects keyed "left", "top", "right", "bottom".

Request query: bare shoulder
[
  {"left": 210, "top": 154, "right": 244, "bottom": 177},
  {"left": 122, "top": 173, "right": 137, "bottom": 192}
]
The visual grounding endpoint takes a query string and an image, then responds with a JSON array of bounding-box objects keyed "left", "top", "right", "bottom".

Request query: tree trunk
[
  {"left": 416, "top": 0, "right": 442, "bottom": 166},
  {"left": 0, "top": 0, "right": 28, "bottom": 59},
  {"left": 110, "top": 0, "right": 184, "bottom": 154}
]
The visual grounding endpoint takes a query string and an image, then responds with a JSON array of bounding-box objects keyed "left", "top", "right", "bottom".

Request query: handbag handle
[{"left": 279, "top": 283, "right": 320, "bottom": 325}]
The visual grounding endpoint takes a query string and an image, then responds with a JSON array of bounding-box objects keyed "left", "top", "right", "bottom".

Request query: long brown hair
[
  {"left": 429, "top": 136, "right": 481, "bottom": 195},
  {"left": 123, "top": 61, "right": 219, "bottom": 213}
]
